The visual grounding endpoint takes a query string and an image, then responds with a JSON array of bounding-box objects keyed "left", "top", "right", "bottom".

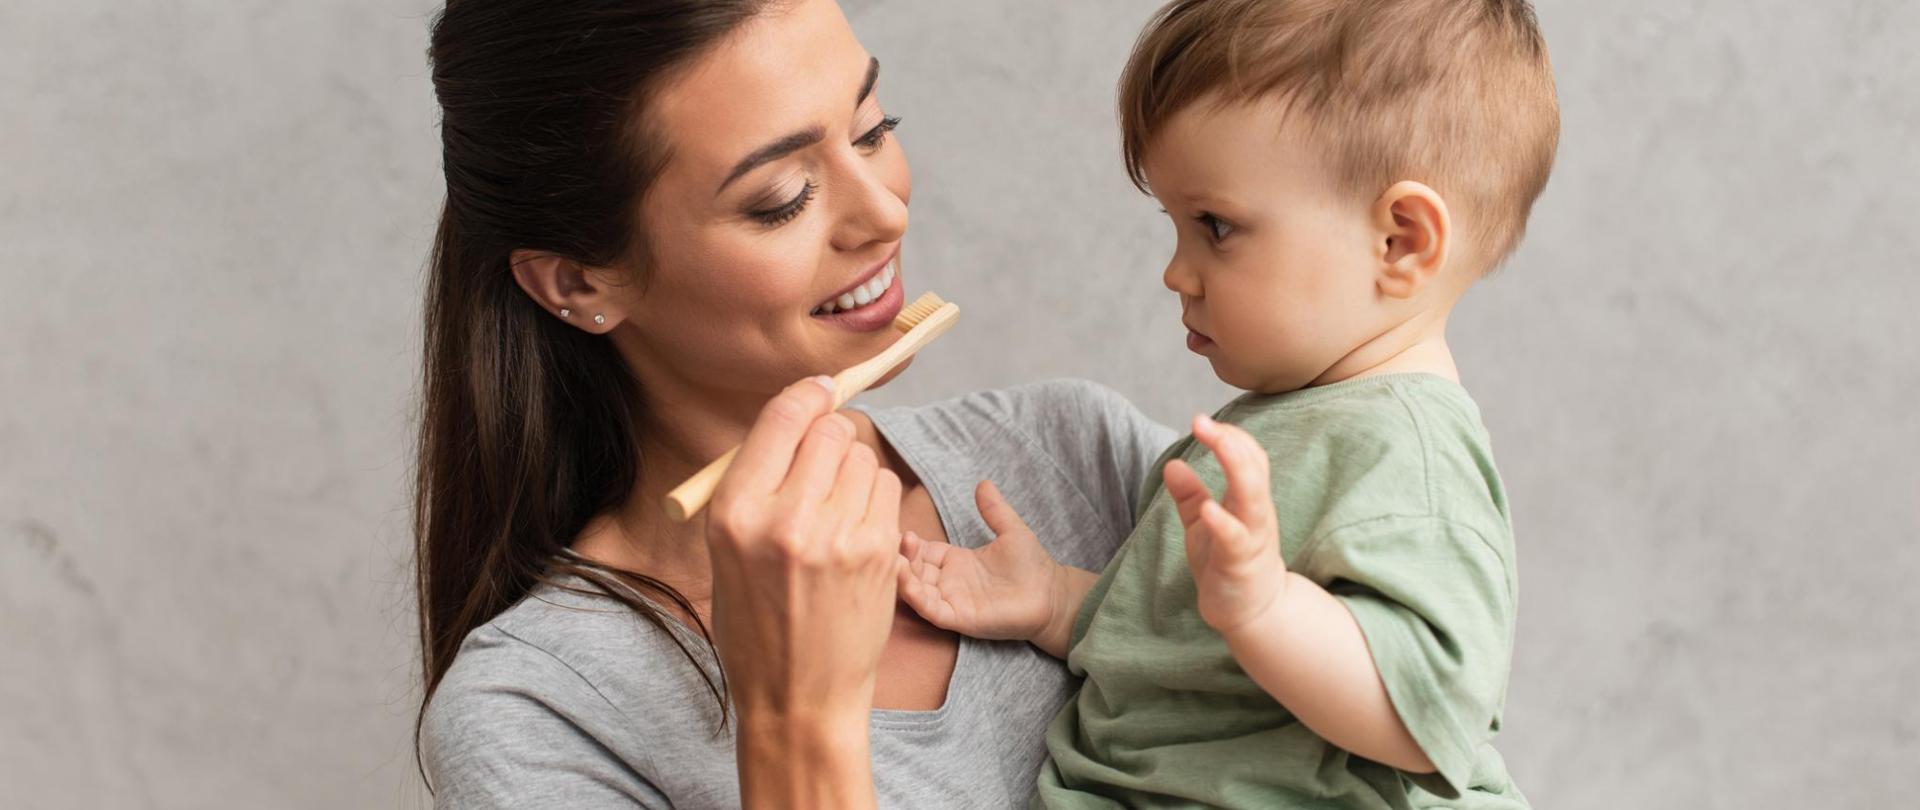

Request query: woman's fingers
[
  {"left": 826, "top": 441, "right": 878, "bottom": 529},
  {"left": 780, "top": 411, "right": 858, "bottom": 505},
  {"left": 724, "top": 376, "right": 837, "bottom": 497},
  {"left": 866, "top": 468, "right": 903, "bottom": 535}
]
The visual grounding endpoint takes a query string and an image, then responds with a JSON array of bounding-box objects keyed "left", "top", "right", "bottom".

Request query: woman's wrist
[{"left": 736, "top": 705, "right": 876, "bottom": 810}]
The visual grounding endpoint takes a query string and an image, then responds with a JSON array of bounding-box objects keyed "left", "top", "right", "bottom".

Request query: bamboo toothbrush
[{"left": 663, "top": 288, "right": 960, "bottom": 522}]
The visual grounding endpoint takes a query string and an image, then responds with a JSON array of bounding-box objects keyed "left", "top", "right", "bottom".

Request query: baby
[{"left": 897, "top": 0, "right": 1560, "bottom": 806}]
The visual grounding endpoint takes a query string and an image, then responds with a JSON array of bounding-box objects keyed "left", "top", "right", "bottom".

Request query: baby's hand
[
  {"left": 1165, "top": 414, "right": 1290, "bottom": 633},
  {"left": 897, "top": 481, "right": 1066, "bottom": 644}
]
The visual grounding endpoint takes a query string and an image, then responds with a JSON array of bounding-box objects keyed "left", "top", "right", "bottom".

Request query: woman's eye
[
  {"left": 1197, "top": 213, "right": 1234, "bottom": 243},
  {"left": 749, "top": 180, "right": 817, "bottom": 227},
  {"left": 855, "top": 115, "right": 901, "bottom": 150}
]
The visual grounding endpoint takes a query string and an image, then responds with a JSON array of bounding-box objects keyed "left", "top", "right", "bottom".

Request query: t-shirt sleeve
[
  {"left": 997, "top": 379, "right": 1178, "bottom": 533},
  {"left": 1299, "top": 515, "right": 1517, "bottom": 799},
  {"left": 422, "top": 626, "right": 671, "bottom": 809}
]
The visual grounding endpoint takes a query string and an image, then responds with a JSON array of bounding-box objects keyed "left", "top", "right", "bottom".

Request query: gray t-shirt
[{"left": 422, "top": 380, "right": 1176, "bottom": 809}]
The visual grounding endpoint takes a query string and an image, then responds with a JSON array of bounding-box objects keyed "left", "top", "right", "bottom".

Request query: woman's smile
[{"left": 810, "top": 249, "right": 904, "bottom": 332}]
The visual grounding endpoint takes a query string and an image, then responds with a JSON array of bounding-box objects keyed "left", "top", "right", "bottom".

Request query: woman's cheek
[{"left": 707, "top": 233, "right": 822, "bottom": 316}]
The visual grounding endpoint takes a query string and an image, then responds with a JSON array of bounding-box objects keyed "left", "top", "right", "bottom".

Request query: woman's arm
[
  {"left": 736, "top": 710, "right": 878, "bottom": 808},
  {"left": 704, "top": 377, "right": 905, "bottom": 809}
]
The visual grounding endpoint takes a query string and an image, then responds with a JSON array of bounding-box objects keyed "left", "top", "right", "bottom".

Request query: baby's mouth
[{"left": 1183, "top": 319, "right": 1215, "bottom": 352}]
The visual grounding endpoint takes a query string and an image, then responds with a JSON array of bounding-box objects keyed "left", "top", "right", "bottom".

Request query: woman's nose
[{"left": 830, "top": 158, "right": 909, "bottom": 252}]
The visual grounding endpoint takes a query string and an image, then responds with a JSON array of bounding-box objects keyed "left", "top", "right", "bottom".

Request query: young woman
[{"left": 414, "top": 1, "right": 1171, "bottom": 806}]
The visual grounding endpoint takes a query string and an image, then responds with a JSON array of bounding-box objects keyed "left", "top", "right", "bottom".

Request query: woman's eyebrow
[
  {"left": 855, "top": 57, "right": 879, "bottom": 105},
  {"left": 718, "top": 126, "right": 825, "bottom": 193},
  {"left": 716, "top": 58, "right": 882, "bottom": 195}
]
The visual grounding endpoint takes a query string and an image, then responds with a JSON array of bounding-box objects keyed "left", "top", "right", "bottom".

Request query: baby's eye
[{"left": 1197, "top": 212, "right": 1234, "bottom": 243}]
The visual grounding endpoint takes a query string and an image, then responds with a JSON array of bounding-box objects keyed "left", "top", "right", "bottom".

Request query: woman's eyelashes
[
  {"left": 855, "top": 115, "right": 901, "bottom": 151},
  {"left": 745, "top": 116, "right": 902, "bottom": 227},
  {"left": 749, "top": 180, "right": 817, "bottom": 226}
]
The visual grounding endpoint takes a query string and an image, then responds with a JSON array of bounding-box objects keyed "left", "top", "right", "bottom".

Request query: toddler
[{"left": 897, "top": 0, "right": 1560, "bottom": 806}]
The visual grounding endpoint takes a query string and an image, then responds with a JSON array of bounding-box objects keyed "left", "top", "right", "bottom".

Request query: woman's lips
[
  {"left": 813, "top": 251, "right": 897, "bottom": 314},
  {"left": 811, "top": 256, "right": 904, "bottom": 333}
]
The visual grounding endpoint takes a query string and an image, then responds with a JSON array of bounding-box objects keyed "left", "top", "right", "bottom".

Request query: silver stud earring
[
  {"left": 593, "top": 314, "right": 606, "bottom": 325},
  {"left": 559, "top": 308, "right": 571, "bottom": 318}
]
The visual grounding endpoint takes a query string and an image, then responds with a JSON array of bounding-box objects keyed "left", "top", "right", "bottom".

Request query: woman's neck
[{"left": 568, "top": 373, "right": 911, "bottom": 615}]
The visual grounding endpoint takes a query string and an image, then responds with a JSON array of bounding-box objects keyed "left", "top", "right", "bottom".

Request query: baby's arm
[
  {"left": 896, "top": 481, "right": 1097, "bottom": 659},
  {"left": 1165, "top": 415, "right": 1436, "bottom": 775}
]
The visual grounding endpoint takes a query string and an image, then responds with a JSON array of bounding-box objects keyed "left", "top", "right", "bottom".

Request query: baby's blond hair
[{"left": 1120, "top": 0, "right": 1560, "bottom": 271}]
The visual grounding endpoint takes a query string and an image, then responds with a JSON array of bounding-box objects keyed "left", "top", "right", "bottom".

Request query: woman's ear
[
  {"left": 509, "top": 249, "right": 629, "bottom": 332},
  {"left": 1370, "top": 181, "right": 1452, "bottom": 300}
]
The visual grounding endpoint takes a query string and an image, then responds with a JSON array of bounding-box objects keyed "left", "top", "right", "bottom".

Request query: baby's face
[{"left": 1142, "top": 100, "right": 1389, "bottom": 394}]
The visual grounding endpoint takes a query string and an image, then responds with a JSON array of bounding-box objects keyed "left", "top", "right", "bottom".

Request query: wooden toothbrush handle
[
  {"left": 660, "top": 369, "right": 875, "bottom": 523},
  {"left": 663, "top": 302, "right": 959, "bottom": 523},
  {"left": 663, "top": 447, "right": 739, "bottom": 523}
]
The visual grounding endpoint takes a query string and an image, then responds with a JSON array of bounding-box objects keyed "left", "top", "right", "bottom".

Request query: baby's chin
[{"left": 1207, "top": 353, "right": 1315, "bottom": 395}]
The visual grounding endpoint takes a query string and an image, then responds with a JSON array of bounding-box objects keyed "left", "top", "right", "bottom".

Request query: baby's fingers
[
  {"left": 1163, "top": 459, "right": 1214, "bottom": 529},
  {"left": 975, "top": 480, "right": 1035, "bottom": 540},
  {"left": 901, "top": 530, "right": 948, "bottom": 569},
  {"left": 897, "top": 563, "right": 952, "bottom": 624},
  {"left": 1197, "top": 499, "right": 1262, "bottom": 565},
  {"left": 896, "top": 555, "right": 963, "bottom": 630},
  {"left": 1192, "top": 415, "right": 1274, "bottom": 530}
]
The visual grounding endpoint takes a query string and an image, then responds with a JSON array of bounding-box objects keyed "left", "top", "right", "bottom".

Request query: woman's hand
[
  {"left": 896, "top": 481, "right": 1094, "bottom": 659},
  {"left": 703, "top": 376, "right": 903, "bottom": 809}
]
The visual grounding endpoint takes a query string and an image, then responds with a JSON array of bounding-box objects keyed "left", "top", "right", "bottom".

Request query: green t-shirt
[{"left": 1037, "top": 374, "right": 1526, "bottom": 809}]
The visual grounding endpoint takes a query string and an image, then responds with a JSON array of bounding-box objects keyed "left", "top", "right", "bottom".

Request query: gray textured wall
[{"left": 3, "top": 1, "right": 1914, "bottom": 807}]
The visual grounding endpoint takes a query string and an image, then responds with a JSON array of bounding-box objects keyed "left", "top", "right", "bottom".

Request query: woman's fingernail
[{"left": 810, "top": 375, "right": 835, "bottom": 391}]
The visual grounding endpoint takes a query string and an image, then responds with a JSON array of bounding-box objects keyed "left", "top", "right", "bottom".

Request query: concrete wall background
[{"left": 3, "top": 1, "right": 1914, "bottom": 807}]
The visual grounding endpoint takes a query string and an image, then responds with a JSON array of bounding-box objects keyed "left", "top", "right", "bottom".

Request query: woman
[{"left": 415, "top": 0, "right": 1172, "bottom": 807}]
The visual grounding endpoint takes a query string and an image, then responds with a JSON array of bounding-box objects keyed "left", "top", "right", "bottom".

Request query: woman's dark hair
[{"left": 415, "top": 0, "right": 780, "bottom": 778}]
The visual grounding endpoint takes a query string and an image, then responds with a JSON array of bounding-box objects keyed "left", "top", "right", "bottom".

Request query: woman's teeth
[{"left": 811, "top": 264, "right": 895, "bottom": 316}]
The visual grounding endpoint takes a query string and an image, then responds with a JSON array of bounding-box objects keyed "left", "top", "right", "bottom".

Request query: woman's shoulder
[
  {"left": 865, "top": 378, "right": 1173, "bottom": 469},
  {"left": 893, "top": 377, "right": 1143, "bottom": 427},
  {"left": 864, "top": 379, "right": 1177, "bottom": 567},
  {"left": 424, "top": 585, "right": 727, "bottom": 744},
  {"left": 421, "top": 585, "right": 732, "bottom": 801}
]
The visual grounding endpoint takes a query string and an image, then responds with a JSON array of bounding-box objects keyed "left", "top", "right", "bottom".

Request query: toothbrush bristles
[{"left": 893, "top": 292, "right": 947, "bottom": 332}]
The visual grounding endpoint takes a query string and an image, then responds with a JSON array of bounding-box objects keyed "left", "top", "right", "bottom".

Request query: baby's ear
[{"left": 1371, "top": 181, "right": 1452, "bottom": 300}]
